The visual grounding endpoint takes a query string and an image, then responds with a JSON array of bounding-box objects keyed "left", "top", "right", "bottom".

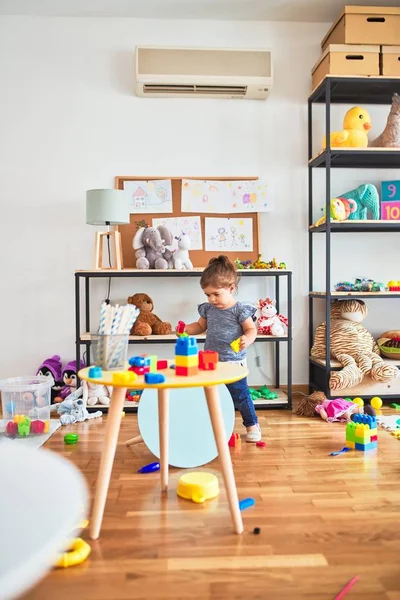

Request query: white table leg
[
  {"left": 158, "top": 388, "right": 169, "bottom": 492},
  {"left": 89, "top": 386, "right": 126, "bottom": 540},
  {"left": 204, "top": 385, "right": 243, "bottom": 534}
]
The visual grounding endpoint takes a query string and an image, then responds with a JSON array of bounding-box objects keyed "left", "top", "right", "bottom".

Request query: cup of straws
[{"left": 92, "top": 302, "right": 139, "bottom": 371}]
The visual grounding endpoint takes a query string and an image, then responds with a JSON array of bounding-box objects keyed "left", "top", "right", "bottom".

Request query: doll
[
  {"left": 36, "top": 355, "right": 63, "bottom": 403},
  {"left": 296, "top": 391, "right": 375, "bottom": 423},
  {"left": 57, "top": 359, "right": 85, "bottom": 401}
]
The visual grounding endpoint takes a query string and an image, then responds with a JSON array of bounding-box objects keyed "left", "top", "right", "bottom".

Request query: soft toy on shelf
[
  {"left": 82, "top": 380, "right": 112, "bottom": 406},
  {"left": 173, "top": 231, "right": 193, "bottom": 270},
  {"left": 322, "top": 106, "right": 372, "bottom": 149},
  {"left": 127, "top": 293, "right": 172, "bottom": 336},
  {"left": 57, "top": 360, "right": 85, "bottom": 401},
  {"left": 132, "top": 225, "right": 174, "bottom": 270},
  {"left": 311, "top": 300, "right": 398, "bottom": 391},
  {"left": 36, "top": 355, "right": 64, "bottom": 403},
  {"left": 314, "top": 197, "right": 357, "bottom": 227},
  {"left": 370, "top": 93, "right": 400, "bottom": 148},
  {"left": 338, "top": 183, "right": 380, "bottom": 220},
  {"left": 256, "top": 298, "right": 288, "bottom": 336},
  {"left": 51, "top": 387, "right": 102, "bottom": 425}
]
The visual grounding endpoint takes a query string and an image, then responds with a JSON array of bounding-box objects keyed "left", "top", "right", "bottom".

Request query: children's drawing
[
  {"left": 182, "top": 178, "right": 272, "bottom": 213},
  {"left": 152, "top": 216, "right": 202, "bottom": 250},
  {"left": 124, "top": 179, "right": 173, "bottom": 214},
  {"left": 205, "top": 218, "right": 253, "bottom": 252}
]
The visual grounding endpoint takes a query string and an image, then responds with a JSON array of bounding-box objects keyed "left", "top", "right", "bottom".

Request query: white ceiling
[{"left": 0, "top": 0, "right": 399, "bottom": 22}]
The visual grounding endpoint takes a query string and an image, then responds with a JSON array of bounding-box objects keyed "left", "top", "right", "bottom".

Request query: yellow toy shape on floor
[
  {"left": 177, "top": 472, "right": 220, "bottom": 504},
  {"left": 322, "top": 106, "right": 372, "bottom": 149}
]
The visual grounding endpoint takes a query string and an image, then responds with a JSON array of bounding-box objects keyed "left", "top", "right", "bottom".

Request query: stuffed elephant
[
  {"left": 133, "top": 225, "right": 174, "bottom": 270},
  {"left": 50, "top": 387, "right": 102, "bottom": 425}
]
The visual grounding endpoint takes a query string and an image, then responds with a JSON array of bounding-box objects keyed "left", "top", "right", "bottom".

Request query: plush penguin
[
  {"left": 59, "top": 359, "right": 85, "bottom": 401},
  {"left": 36, "top": 355, "right": 63, "bottom": 403}
]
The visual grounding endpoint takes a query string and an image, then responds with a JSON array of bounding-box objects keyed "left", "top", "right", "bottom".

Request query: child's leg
[{"left": 225, "top": 377, "right": 258, "bottom": 428}]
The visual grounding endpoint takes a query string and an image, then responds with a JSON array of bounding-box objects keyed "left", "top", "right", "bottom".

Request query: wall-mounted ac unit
[{"left": 135, "top": 46, "right": 273, "bottom": 100}]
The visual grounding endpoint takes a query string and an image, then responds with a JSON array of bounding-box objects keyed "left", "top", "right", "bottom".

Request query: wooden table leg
[
  {"left": 204, "top": 385, "right": 243, "bottom": 535},
  {"left": 158, "top": 388, "right": 169, "bottom": 492},
  {"left": 89, "top": 386, "right": 126, "bottom": 540},
  {"left": 125, "top": 434, "right": 143, "bottom": 447}
]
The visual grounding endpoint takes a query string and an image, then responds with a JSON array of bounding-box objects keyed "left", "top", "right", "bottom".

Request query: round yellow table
[{"left": 78, "top": 363, "right": 248, "bottom": 540}]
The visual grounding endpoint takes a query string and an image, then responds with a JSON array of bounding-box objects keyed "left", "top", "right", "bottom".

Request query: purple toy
[
  {"left": 60, "top": 359, "right": 85, "bottom": 400},
  {"left": 36, "top": 355, "right": 63, "bottom": 402}
]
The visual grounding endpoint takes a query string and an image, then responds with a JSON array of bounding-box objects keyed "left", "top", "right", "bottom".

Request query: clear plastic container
[
  {"left": 91, "top": 333, "right": 129, "bottom": 370},
  {"left": 0, "top": 376, "right": 51, "bottom": 437}
]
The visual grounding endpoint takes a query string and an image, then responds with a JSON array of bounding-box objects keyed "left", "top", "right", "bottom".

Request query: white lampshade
[{"left": 86, "top": 189, "right": 130, "bottom": 225}]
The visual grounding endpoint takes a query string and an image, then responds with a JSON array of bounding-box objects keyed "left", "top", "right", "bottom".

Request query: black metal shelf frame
[
  {"left": 308, "top": 77, "right": 400, "bottom": 400},
  {"left": 75, "top": 269, "right": 293, "bottom": 412}
]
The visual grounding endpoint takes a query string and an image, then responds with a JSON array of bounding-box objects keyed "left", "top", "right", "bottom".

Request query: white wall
[{"left": 1, "top": 16, "right": 396, "bottom": 386}]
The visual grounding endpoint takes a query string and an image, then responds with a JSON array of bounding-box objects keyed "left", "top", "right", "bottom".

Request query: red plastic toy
[
  {"left": 228, "top": 433, "right": 240, "bottom": 447},
  {"left": 31, "top": 420, "right": 45, "bottom": 434},
  {"left": 129, "top": 365, "right": 150, "bottom": 375},
  {"left": 256, "top": 441, "right": 266, "bottom": 448},
  {"left": 199, "top": 350, "right": 219, "bottom": 371},
  {"left": 157, "top": 360, "right": 168, "bottom": 369},
  {"left": 176, "top": 321, "right": 186, "bottom": 335},
  {"left": 6, "top": 421, "right": 18, "bottom": 436}
]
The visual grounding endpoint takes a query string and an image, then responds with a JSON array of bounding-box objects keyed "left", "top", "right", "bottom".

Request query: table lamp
[{"left": 86, "top": 189, "right": 130, "bottom": 270}]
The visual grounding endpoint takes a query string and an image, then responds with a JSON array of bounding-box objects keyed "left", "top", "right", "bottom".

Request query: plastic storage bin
[
  {"left": 91, "top": 333, "right": 129, "bottom": 370},
  {"left": 0, "top": 376, "right": 51, "bottom": 437}
]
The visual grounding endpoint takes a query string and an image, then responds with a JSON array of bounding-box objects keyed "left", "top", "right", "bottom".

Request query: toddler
[{"left": 182, "top": 255, "right": 261, "bottom": 442}]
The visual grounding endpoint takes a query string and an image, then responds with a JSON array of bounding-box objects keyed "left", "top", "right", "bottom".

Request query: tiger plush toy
[{"left": 311, "top": 299, "right": 398, "bottom": 391}]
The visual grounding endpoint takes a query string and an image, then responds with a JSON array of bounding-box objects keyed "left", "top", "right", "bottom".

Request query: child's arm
[
  {"left": 180, "top": 317, "right": 207, "bottom": 336},
  {"left": 240, "top": 317, "right": 257, "bottom": 350}
]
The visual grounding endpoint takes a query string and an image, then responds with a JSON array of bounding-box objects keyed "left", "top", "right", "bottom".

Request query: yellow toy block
[
  {"left": 175, "top": 354, "right": 199, "bottom": 368},
  {"left": 44, "top": 420, "right": 49, "bottom": 433},
  {"left": 230, "top": 337, "right": 241, "bottom": 353},
  {"left": 369, "top": 428, "right": 377, "bottom": 438},
  {"left": 13, "top": 414, "right": 25, "bottom": 423},
  {"left": 346, "top": 441, "right": 355, "bottom": 449},
  {"left": 112, "top": 371, "right": 137, "bottom": 385}
]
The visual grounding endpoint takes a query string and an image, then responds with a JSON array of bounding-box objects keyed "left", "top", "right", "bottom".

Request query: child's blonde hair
[{"left": 200, "top": 255, "right": 239, "bottom": 290}]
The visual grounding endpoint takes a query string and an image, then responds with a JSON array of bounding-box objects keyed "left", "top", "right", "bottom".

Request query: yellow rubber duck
[{"left": 322, "top": 106, "right": 372, "bottom": 149}]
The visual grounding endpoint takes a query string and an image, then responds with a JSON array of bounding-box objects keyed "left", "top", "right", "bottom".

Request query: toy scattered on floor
[
  {"left": 55, "top": 537, "right": 91, "bottom": 568},
  {"left": 51, "top": 388, "right": 102, "bottom": 425},
  {"left": 330, "top": 447, "right": 351, "bottom": 456},
  {"left": 338, "top": 183, "right": 380, "bottom": 220},
  {"left": 138, "top": 462, "right": 160, "bottom": 474},
  {"left": 334, "top": 575, "right": 359, "bottom": 600},
  {"left": 392, "top": 403, "right": 400, "bottom": 411},
  {"left": 234, "top": 255, "right": 287, "bottom": 270},
  {"left": 314, "top": 197, "right": 358, "bottom": 227},
  {"left": 36, "top": 355, "right": 63, "bottom": 403},
  {"left": 256, "top": 441, "right": 266, "bottom": 448},
  {"left": 175, "top": 336, "right": 199, "bottom": 376},
  {"left": 311, "top": 299, "right": 398, "bottom": 391},
  {"left": 127, "top": 293, "right": 172, "bottom": 336},
  {"left": 256, "top": 298, "right": 288, "bottom": 336},
  {"left": 370, "top": 396, "right": 382, "bottom": 410},
  {"left": 370, "top": 93, "right": 400, "bottom": 148},
  {"left": 322, "top": 106, "right": 371, "bottom": 149},
  {"left": 173, "top": 231, "right": 193, "bottom": 270},
  {"left": 83, "top": 379, "right": 111, "bottom": 407},
  {"left": 335, "top": 277, "right": 385, "bottom": 292},
  {"left": 133, "top": 224, "right": 174, "bottom": 270},
  {"left": 228, "top": 432, "right": 240, "bottom": 447},
  {"left": 199, "top": 350, "right": 219, "bottom": 370},
  {"left": 64, "top": 433, "right": 79, "bottom": 445},
  {"left": 249, "top": 386, "right": 278, "bottom": 401},
  {"left": 387, "top": 281, "right": 400, "bottom": 291},
  {"left": 378, "top": 330, "right": 400, "bottom": 359},
  {"left": 346, "top": 414, "right": 378, "bottom": 451},
  {"left": 177, "top": 472, "right": 220, "bottom": 504},
  {"left": 145, "top": 373, "right": 165, "bottom": 384},
  {"left": 315, "top": 396, "right": 361, "bottom": 422},
  {"left": 352, "top": 397, "right": 364, "bottom": 407},
  {"left": 239, "top": 498, "right": 255, "bottom": 511},
  {"left": 230, "top": 337, "right": 241, "bottom": 353},
  {"left": 253, "top": 527, "right": 261, "bottom": 535}
]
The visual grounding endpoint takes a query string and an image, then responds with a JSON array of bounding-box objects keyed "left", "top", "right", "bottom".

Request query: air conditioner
[{"left": 135, "top": 46, "right": 273, "bottom": 100}]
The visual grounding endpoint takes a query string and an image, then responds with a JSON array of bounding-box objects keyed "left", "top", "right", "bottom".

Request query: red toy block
[
  {"left": 256, "top": 441, "right": 266, "bottom": 448},
  {"left": 228, "top": 433, "right": 240, "bottom": 447},
  {"left": 157, "top": 360, "right": 168, "bottom": 370},
  {"left": 31, "top": 420, "right": 45, "bottom": 434},
  {"left": 371, "top": 435, "right": 378, "bottom": 442},
  {"left": 175, "top": 365, "right": 199, "bottom": 376},
  {"left": 176, "top": 320, "right": 186, "bottom": 335},
  {"left": 129, "top": 365, "right": 150, "bottom": 375},
  {"left": 6, "top": 421, "right": 18, "bottom": 436},
  {"left": 199, "top": 350, "right": 219, "bottom": 370}
]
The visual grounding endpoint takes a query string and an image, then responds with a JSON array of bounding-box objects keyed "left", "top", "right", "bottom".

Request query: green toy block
[
  {"left": 345, "top": 422, "right": 356, "bottom": 442},
  {"left": 148, "top": 355, "right": 157, "bottom": 373},
  {"left": 18, "top": 417, "right": 31, "bottom": 437}
]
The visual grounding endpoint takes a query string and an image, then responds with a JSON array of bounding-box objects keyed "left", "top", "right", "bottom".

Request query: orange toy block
[
  {"left": 199, "top": 350, "right": 219, "bottom": 371},
  {"left": 228, "top": 433, "right": 240, "bottom": 447},
  {"left": 175, "top": 365, "right": 199, "bottom": 376}
]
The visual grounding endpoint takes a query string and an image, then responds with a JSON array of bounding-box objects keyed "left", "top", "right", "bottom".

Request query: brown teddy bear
[{"left": 127, "top": 293, "right": 172, "bottom": 336}]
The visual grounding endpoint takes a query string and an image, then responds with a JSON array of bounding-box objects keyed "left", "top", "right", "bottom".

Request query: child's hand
[{"left": 239, "top": 335, "right": 250, "bottom": 350}]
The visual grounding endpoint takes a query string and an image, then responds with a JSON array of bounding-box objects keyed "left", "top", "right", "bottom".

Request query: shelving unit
[
  {"left": 75, "top": 268, "right": 292, "bottom": 412},
  {"left": 308, "top": 75, "right": 400, "bottom": 401}
]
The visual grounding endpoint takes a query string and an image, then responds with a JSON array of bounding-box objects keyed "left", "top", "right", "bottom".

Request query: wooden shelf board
[
  {"left": 310, "top": 356, "right": 400, "bottom": 369},
  {"left": 75, "top": 268, "right": 291, "bottom": 274},
  {"left": 252, "top": 389, "right": 288, "bottom": 406},
  {"left": 310, "top": 291, "right": 400, "bottom": 297},
  {"left": 80, "top": 332, "right": 288, "bottom": 343}
]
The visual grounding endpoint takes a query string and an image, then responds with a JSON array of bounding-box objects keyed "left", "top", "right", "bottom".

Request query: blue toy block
[
  {"left": 144, "top": 373, "right": 166, "bottom": 384},
  {"left": 88, "top": 366, "right": 102, "bottom": 378},
  {"left": 175, "top": 337, "right": 199, "bottom": 356},
  {"left": 382, "top": 180, "right": 400, "bottom": 202},
  {"left": 129, "top": 356, "right": 146, "bottom": 367},
  {"left": 351, "top": 414, "right": 377, "bottom": 429},
  {"left": 355, "top": 441, "right": 378, "bottom": 451}
]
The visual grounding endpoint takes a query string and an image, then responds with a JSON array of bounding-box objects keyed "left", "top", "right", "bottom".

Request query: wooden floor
[{"left": 22, "top": 408, "right": 400, "bottom": 600}]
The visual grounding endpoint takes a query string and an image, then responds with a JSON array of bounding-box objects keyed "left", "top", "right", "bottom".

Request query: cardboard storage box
[
  {"left": 312, "top": 44, "right": 380, "bottom": 89},
  {"left": 381, "top": 46, "right": 400, "bottom": 76},
  {"left": 322, "top": 6, "right": 400, "bottom": 51}
]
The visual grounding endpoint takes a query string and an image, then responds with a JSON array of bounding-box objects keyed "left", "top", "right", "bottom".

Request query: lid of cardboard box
[
  {"left": 321, "top": 5, "right": 400, "bottom": 49},
  {"left": 312, "top": 44, "right": 380, "bottom": 75},
  {"left": 381, "top": 46, "right": 400, "bottom": 54}
]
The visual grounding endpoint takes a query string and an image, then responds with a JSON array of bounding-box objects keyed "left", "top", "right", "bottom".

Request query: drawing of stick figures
[
  {"left": 230, "top": 226, "right": 238, "bottom": 247},
  {"left": 217, "top": 227, "right": 227, "bottom": 247},
  {"left": 239, "top": 233, "right": 246, "bottom": 246}
]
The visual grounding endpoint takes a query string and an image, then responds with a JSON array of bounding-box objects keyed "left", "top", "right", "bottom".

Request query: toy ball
[
  {"left": 344, "top": 397, "right": 352, "bottom": 402},
  {"left": 353, "top": 397, "right": 364, "bottom": 407},
  {"left": 64, "top": 433, "right": 79, "bottom": 445},
  {"left": 370, "top": 396, "right": 382, "bottom": 410}
]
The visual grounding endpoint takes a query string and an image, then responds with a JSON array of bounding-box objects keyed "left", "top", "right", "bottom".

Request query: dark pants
[{"left": 225, "top": 377, "right": 258, "bottom": 428}]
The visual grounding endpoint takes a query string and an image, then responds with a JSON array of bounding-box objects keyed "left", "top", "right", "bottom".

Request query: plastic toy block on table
[
  {"left": 346, "top": 414, "right": 378, "bottom": 452},
  {"left": 199, "top": 350, "right": 219, "bottom": 371},
  {"left": 175, "top": 337, "right": 199, "bottom": 356},
  {"left": 175, "top": 336, "right": 199, "bottom": 376}
]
